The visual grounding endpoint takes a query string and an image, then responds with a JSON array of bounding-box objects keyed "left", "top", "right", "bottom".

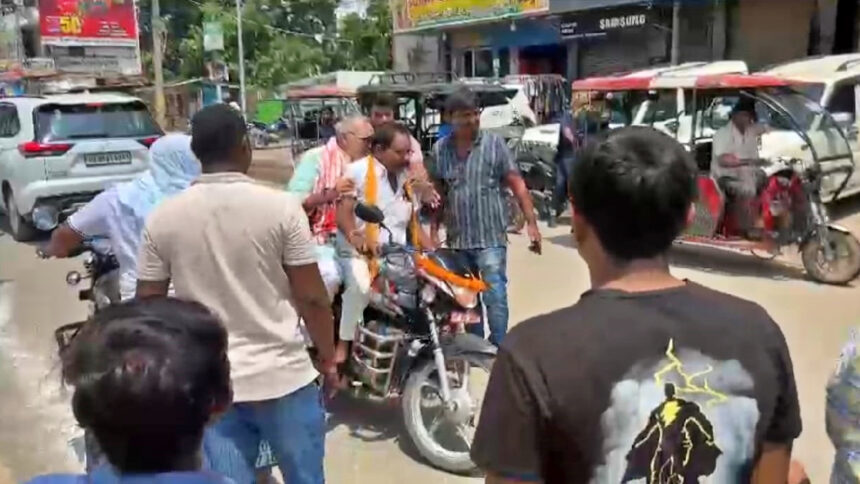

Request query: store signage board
[
  {"left": 560, "top": 4, "right": 653, "bottom": 39},
  {"left": 40, "top": 0, "right": 139, "bottom": 47},
  {"left": 203, "top": 22, "right": 224, "bottom": 52},
  {"left": 391, "top": 0, "right": 549, "bottom": 33},
  {"left": 550, "top": 0, "right": 653, "bottom": 14}
]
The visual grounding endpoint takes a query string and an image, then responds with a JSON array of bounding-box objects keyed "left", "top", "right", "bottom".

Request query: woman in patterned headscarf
[{"left": 44, "top": 134, "right": 200, "bottom": 300}]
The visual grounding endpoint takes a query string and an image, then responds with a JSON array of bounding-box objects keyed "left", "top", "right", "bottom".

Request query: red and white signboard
[{"left": 40, "top": 0, "right": 139, "bottom": 47}]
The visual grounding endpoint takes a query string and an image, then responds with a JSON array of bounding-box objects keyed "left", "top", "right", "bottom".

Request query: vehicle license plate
[
  {"left": 450, "top": 310, "right": 481, "bottom": 325},
  {"left": 84, "top": 151, "right": 132, "bottom": 166}
]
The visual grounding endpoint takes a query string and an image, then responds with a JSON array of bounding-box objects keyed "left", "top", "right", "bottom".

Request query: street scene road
[{"left": 0, "top": 148, "right": 858, "bottom": 483}]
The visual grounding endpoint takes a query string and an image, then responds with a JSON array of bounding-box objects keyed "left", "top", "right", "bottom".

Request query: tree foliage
[{"left": 137, "top": 0, "right": 393, "bottom": 92}]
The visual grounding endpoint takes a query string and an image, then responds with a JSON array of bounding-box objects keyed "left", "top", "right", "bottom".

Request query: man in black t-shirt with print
[{"left": 471, "top": 126, "right": 801, "bottom": 484}]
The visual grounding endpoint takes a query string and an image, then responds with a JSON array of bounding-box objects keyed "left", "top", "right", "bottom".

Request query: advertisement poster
[
  {"left": 392, "top": 0, "right": 549, "bottom": 33},
  {"left": 40, "top": 0, "right": 139, "bottom": 46}
]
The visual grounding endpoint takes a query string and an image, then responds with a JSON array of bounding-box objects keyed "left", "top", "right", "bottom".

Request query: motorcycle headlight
[
  {"left": 420, "top": 284, "right": 436, "bottom": 304},
  {"left": 32, "top": 205, "right": 59, "bottom": 231},
  {"left": 451, "top": 285, "right": 479, "bottom": 309}
]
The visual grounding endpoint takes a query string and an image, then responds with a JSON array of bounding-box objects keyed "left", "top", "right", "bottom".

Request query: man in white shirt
[
  {"left": 334, "top": 122, "right": 435, "bottom": 363},
  {"left": 711, "top": 99, "right": 769, "bottom": 232}
]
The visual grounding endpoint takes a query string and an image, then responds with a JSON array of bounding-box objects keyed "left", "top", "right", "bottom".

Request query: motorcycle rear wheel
[
  {"left": 802, "top": 228, "right": 860, "bottom": 285},
  {"left": 402, "top": 353, "right": 494, "bottom": 474}
]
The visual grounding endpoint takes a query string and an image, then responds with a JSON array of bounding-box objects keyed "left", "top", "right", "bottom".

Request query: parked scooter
[{"left": 314, "top": 203, "right": 497, "bottom": 474}]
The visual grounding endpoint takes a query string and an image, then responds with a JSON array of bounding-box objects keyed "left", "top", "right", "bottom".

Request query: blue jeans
[
  {"left": 203, "top": 383, "right": 325, "bottom": 484},
  {"left": 460, "top": 247, "right": 508, "bottom": 346},
  {"left": 554, "top": 156, "right": 573, "bottom": 215}
]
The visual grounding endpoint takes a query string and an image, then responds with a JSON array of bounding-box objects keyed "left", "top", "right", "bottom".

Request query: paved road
[{"left": 1, "top": 149, "right": 859, "bottom": 482}]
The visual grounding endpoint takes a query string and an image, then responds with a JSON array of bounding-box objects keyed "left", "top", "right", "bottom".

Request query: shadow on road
[
  {"left": 546, "top": 233, "right": 816, "bottom": 283},
  {"left": 325, "top": 393, "right": 427, "bottom": 467},
  {"left": 831, "top": 195, "right": 860, "bottom": 222}
]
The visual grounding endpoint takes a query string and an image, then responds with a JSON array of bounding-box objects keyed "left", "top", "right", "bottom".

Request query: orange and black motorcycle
[{"left": 327, "top": 203, "right": 497, "bottom": 475}]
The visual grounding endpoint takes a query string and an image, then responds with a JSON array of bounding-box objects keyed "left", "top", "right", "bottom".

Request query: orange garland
[{"left": 415, "top": 255, "right": 488, "bottom": 292}]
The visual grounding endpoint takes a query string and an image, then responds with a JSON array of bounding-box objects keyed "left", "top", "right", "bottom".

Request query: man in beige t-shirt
[{"left": 137, "top": 104, "right": 336, "bottom": 484}]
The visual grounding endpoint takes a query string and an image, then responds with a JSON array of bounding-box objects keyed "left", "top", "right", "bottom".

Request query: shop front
[
  {"left": 553, "top": 0, "right": 672, "bottom": 78},
  {"left": 391, "top": 0, "right": 560, "bottom": 77},
  {"left": 447, "top": 18, "right": 565, "bottom": 77}
]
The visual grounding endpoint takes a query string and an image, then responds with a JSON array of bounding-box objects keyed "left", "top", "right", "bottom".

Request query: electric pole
[
  {"left": 236, "top": 0, "right": 246, "bottom": 118},
  {"left": 152, "top": 0, "right": 166, "bottom": 127},
  {"left": 670, "top": 0, "right": 681, "bottom": 65}
]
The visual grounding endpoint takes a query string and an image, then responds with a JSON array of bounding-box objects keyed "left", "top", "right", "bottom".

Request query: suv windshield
[{"left": 35, "top": 101, "right": 161, "bottom": 142}]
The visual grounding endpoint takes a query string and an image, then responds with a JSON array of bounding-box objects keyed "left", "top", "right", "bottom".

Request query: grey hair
[{"left": 335, "top": 115, "right": 369, "bottom": 136}]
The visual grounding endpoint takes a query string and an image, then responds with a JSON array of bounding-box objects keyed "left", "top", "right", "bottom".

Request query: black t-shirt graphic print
[{"left": 471, "top": 283, "right": 801, "bottom": 484}]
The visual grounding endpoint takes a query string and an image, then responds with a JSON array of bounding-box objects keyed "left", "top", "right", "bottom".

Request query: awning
[{"left": 550, "top": 0, "right": 653, "bottom": 14}]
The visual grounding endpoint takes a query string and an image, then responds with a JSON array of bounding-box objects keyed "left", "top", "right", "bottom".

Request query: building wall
[
  {"left": 727, "top": 0, "right": 816, "bottom": 68},
  {"left": 392, "top": 33, "right": 441, "bottom": 73}
]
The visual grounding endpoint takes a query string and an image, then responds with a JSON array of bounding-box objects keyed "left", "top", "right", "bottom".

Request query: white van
[{"left": 765, "top": 54, "right": 860, "bottom": 197}]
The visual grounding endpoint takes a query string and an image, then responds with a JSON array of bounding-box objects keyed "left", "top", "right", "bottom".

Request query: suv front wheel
[{"left": 4, "top": 190, "right": 37, "bottom": 242}]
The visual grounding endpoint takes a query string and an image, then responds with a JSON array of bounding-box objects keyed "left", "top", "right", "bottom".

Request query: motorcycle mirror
[{"left": 355, "top": 203, "right": 385, "bottom": 224}]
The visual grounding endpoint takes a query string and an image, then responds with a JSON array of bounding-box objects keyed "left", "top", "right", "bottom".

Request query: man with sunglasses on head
[
  {"left": 430, "top": 88, "right": 540, "bottom": 347},
  {"left": 287, "top": 115, "right": 374, "bottom": 298}
]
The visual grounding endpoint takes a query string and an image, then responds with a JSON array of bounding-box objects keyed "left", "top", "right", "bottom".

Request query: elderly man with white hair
[{"left": 287, "top": 115, "right": 374, "bottom": 297}]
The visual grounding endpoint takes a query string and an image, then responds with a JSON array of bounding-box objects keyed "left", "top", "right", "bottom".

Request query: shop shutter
[{"left": 578, "top": 28, "right": 668, "bottom": 77}]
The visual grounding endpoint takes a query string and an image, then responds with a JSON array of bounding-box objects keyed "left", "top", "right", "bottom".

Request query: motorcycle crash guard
[{"left": 441, "top": 332, "right": 498, "bottom": 358}]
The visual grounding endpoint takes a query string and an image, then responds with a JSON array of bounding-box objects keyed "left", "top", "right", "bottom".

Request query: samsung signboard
[{"left": 559, "top": 4, "right": 655, "bottom": 39}]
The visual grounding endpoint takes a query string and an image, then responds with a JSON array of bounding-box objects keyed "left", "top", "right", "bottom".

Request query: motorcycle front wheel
[
  {"left": 802, "top": 228, "right": 860, "bottom": 284},
  {"left": 401, "top": 352, "right": 493, "bottom": 474}
]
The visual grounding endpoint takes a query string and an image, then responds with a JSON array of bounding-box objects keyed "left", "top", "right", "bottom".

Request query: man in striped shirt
[{"left": 431, "top": 88, "right": 541, "bottom": 346}]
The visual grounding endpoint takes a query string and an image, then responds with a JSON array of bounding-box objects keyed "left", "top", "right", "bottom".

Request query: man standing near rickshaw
[
  {"left": 431, "top": 88, "right": 541, "bottom": 346},
  {"left": 712, "top": 98, "right": 769, "bottom": 235}
]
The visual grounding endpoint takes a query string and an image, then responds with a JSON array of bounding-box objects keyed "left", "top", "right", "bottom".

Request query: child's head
[{"left": 63, "top": 297, "right": 231, "bottom": 473}]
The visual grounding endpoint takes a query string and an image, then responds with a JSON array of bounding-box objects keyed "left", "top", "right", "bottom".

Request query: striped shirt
[{"left": 431, "top": 132, "right": 518, "bottom": 249}]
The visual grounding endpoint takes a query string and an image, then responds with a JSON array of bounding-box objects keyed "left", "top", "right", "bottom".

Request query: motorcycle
[
  {"left": 249, "top": 117, "right": 288, "bottom": 149},
  {"left": 327, "top": 203, "right": 497, "bottom": 474},
  {"left": 511, "top": 139, "right": 558, "bottom": 228},
  {"left": 38, "top": 239, "right": 119, "bottom": 471},
  {"left": 45, "top": 239, "right": 119, "bottom": 353}
]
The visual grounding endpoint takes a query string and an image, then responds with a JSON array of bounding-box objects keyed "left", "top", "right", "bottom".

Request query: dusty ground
[{"left": 0, "top": 147, "right": 858, "bottom": 482}]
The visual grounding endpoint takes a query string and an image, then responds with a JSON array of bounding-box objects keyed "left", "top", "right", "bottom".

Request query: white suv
[
  {"left": 0, "top": 92, "right": 161, "bottom": 241},
  {"left": 765, "top": 54, "right": 860, "bottom": 198}
]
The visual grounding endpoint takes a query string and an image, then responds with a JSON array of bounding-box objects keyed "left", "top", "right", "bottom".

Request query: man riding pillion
[
  {"left": 712, "top": 98, "right": 770, "bottom": 236},
  {"left": 287, "top": 115, "right": 374, "bottom": 298},
  {"left": 335, "top": 122, "right": 435, "bottom": 365},
  {"left": 430, "top": 88, "right": 541, "bottom": 346}
]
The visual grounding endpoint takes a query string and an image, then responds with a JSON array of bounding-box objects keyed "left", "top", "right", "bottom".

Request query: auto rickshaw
[
  {"left": 282, "top": 86, "right": 361, "bottom": 157},
  {"left": 356, "top": 72, "right": 520, "bottom": 155},
  {"left": 572, "top": 73, "right": 860, "bottom": 284}
]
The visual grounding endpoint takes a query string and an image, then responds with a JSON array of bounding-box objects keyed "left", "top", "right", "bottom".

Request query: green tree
[
  {"left": 137, "top": 0, "right": 393, "bottom": 90},
  {"left": 337, "top": 0, "right": 392, "bottom": 71}
]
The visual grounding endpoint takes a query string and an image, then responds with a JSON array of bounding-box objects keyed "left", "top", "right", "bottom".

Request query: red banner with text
[{"left": 40, "top": 0, "right": 138, "bottom": 46}]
